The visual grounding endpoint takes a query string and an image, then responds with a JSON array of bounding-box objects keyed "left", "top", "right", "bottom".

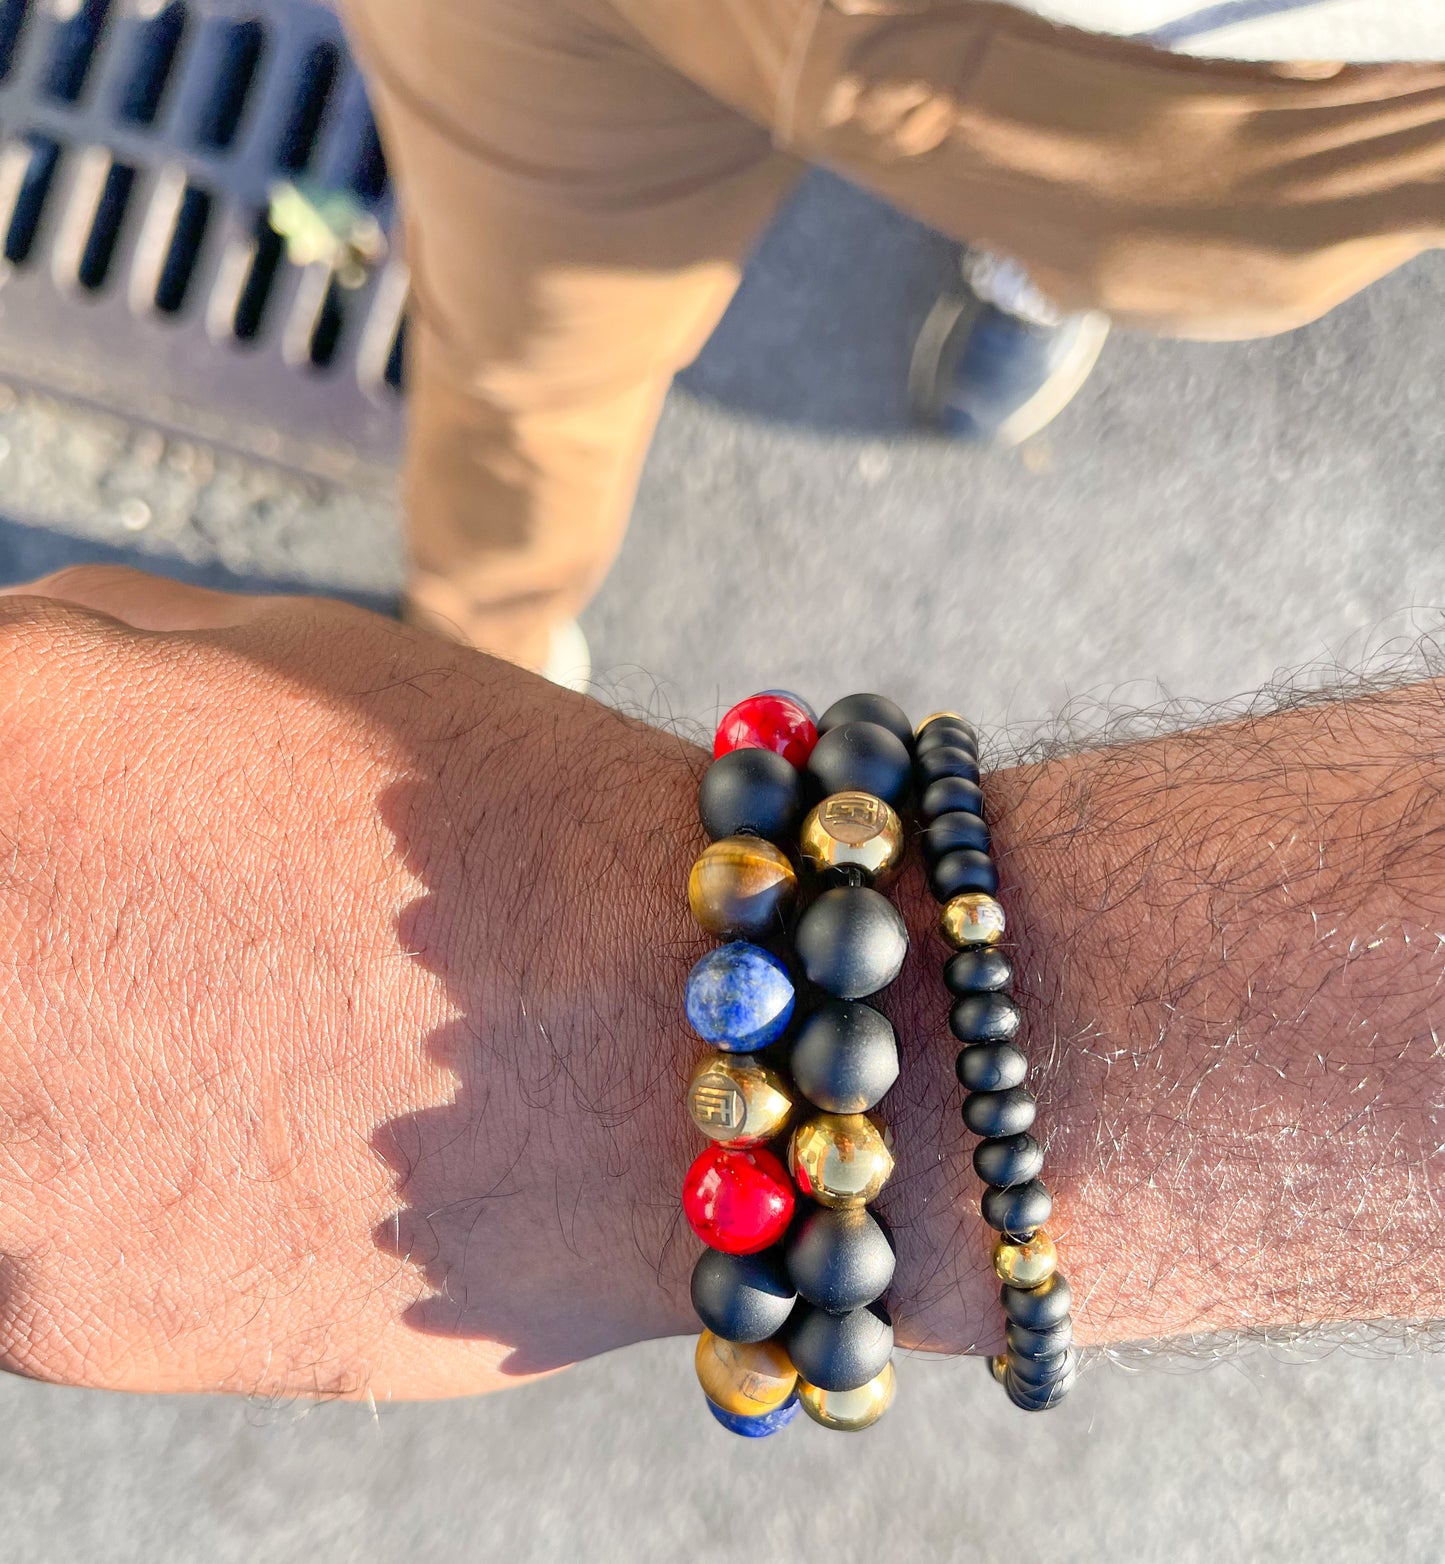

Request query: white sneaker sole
[
  {"left": 994, "top": 311, "right": 1110, "bottom": 448},
  {"left": 543, "top": 619, "right": 592, "bottom": 693},
  {"left": 910, "top": 295, "right": 1110, "bottom": 447}
]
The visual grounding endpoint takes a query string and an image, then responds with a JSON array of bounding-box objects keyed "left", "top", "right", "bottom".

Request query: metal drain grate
[{"left": 0, "top": 0, "right": 404, "bottom": 485}]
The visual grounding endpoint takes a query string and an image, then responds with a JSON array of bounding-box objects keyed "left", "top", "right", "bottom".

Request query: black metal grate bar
[{"left": 0, "top": 0, "right": 405, "bottom": 483}]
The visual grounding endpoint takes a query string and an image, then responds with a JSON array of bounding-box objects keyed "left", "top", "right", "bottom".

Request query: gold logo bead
[
  {"left": 787, "top": 1112, "right": 895, "bottom": 1208},
  {"left": 989, "top": 1354, "right": 1009, "bottom": 1386},
  {"left": 687, "top": 837, "right": 797, "bottom": 939},
  {"left": 798, "top": 1361, "right": 896, "bottom": 1431},
  {"left": 941, "top": 891, "right": 1006, "bottom": 948},
  {"left": 993, "top": 1229, "right": 1058, "bottom": 1289},
  {"left": 686, "top": 1054, "right": 794, "bottom": 1146},
  {"left": 799, "top": 791, "right": 904, "bottom": 884},
  {"left": 694, "top": 1330, "right": 798, "bottom": 1416}
]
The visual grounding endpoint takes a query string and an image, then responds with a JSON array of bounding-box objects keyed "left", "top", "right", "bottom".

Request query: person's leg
[
  {"left": 338, "top": 0, "right": 801, "bottom": 669},
  {"left": 617, "top": 0, "right": 1445, "bottom": 338}
]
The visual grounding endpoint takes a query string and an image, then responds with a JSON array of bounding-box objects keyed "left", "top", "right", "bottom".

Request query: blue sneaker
[{"left": 911, "top": 263, "right": 1109, "bottom": 446}]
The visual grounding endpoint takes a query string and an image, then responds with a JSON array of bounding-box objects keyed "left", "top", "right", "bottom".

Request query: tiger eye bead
[
  {"left": 694, "top": 1330, "right": 798, "bottom": 1416},
  {"left": 788, "top": 1112, "right": 895, "bottom": 1208},
  {"left": 994, "top": 1228, "right": 1058, "bottom": 1289},
  {"left": 799, "top": 792, "right": 905, "bottom": 885},
  {"left": 686, "top": 1053, "right": 794, "bottom": 1146},
  {"left": 798, "top": 1360, "right": 896, "bottom": 1431},
  {"left": 941, "top": 892, "right": 1006, "bottom": 948},
  {"left": 688, "top": 837, "right": 797, "bottom": 939}
]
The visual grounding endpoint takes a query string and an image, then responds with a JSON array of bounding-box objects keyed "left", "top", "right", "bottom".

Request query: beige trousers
[{"left": 341, "top": 0, "right": 1445, "bottom": 665}]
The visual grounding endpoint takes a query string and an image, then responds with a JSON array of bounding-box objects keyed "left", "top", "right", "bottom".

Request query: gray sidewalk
[{"left": 2, "top": 170, "right": 1444, "bottom": 1563}]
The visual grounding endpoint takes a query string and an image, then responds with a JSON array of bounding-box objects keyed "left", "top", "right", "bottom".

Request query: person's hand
[{"left": 0, "top": 567, "right": 707, "bottom": 1398}]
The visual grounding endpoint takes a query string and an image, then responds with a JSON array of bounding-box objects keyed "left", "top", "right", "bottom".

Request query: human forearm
[
  {"left": 919, "top": 680, "right": 1445, "bottom": 1352},
  {"left": 2, "top": 574, "right": 1443, "bottom": 1402}
]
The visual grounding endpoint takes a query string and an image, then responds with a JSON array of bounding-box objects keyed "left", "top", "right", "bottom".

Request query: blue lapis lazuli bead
[
  {"left": 705, "top": 1393, "right": 799, "bottom": 1438},
  {"left": 685, "top": 942, "right": 795, "bottom": 1052}
]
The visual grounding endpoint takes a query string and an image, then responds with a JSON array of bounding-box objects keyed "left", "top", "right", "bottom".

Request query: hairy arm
[{"left": 0, "top": 569, "right": 1440, "bottom": 1400}]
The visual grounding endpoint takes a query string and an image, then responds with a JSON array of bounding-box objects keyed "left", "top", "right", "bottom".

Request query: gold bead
[
  {"left": 788, "top": 1112, "right": 894, "bottom": 1208},
  {"left": 688, "top": 837, "right": 797, "bottom": 939},
  {"left": 941, "top": 891, "right": 1006, "bottom": 948},
  {"left": 993, "top": 1229, "right": 1058, "bottom": 1289},
  {"left": 915, "top": 711, "right": 968, "bottom": 737},
  {"left": 694, "top": 1330, "right": 797, "bottom": 1416},
  {"left": 799, "top": 792, "right": 905, "bottom": 885},
  {"left": 989, "top": 1354, "right": 1009, "bottom": 1385},
  {"left": 798, "top": 1361, "right": 895, "bottom": 1430},
  {"left": 686, "top": 1053, "right": 794, "bottom": 1146}
]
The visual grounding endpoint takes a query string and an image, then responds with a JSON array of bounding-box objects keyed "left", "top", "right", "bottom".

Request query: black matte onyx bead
[
  {"left": 930, "top": 849, "right": 999, "bottom": 904},
  {"left": 806, "top": 722, "right": 912, "bottom": 809},
  {"left": 962, "top": 1086, "right": 1036, "bottom": 1138},
  {"left": 1009, "top": 1347, "right": 1075, "bottom": 1388},
  {"left": 785, "top": 1205, "right": 896, "bottom": 1315},
  {"left": 915, "top": 744, "right": 982, "bottom": 788},
  {"left": 1001, "top": 1270, "right": 1072, "bottom": 1331},
  {"left": 923, "top": 811, "right": 990, "bottom": 865},
  {"left": 795, "top": 885, "right": 908, "bottom": 1000},
  {"left": 698, "top": 748, "right": 802, "bottom": 844},
  {"left": 916, "top": 719, "right": 977, "bottom": 756},
  {"left": 955, "top": 1042, "right": 1029, "bottom": 1093},
  {"left": 982, "top": 1179, "right": 1053, "bottom": 1235},
  {"left": 690, "top": 1248, "right": 797, "bottom": 1344},
  {"left": 949, "top": 992, "right": 1022, "bottom": 1044},
  {"left": 790, "top": 1000, "right": 899, "bottom": 1114},
  {"left": 1008, "top": 1318, "right": 1073, "bottom": 1358},
  {"left": 785, "top": 1301, "right": 894, "bottom": 1392},
  {"left": 945, "top": 947, "right": 1013, "bottom": 995},
  {"left": 1005, "top": 1366, "right": 1076, "bottom": 1411},
  {"left": 973, "top": 1133, "right": 1044, "bottom": 1189},
  {"left": 919, "top": 775, "right": 984, "bottom": 821},
  {"left": 818, "top": 694, "right": 914, "bottom": 753}
]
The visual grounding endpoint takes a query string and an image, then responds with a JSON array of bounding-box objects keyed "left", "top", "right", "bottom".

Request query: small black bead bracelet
[{"left": 913, "top": 712, "right": 1078, "bottom": 1412}]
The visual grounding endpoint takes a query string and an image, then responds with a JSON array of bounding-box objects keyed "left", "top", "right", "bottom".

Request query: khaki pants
[{"left": 340, "top": 0, "right": 1445, "bottom": 666}]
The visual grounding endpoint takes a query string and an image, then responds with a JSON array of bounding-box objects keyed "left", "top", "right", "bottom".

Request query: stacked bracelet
[
  {"left": 913, "top": 712, "right": 1077, "bottom": 1411},
  {"left": 682, "top": 690, "right": 917, "bottom": 1437}
]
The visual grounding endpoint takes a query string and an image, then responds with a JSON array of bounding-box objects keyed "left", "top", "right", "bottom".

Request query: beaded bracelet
[
  {"left": 912, "top": 712, "right": 1077, "bottom": 1411},
  {"left": 682, "top": 690, "right": 920, "bottom": 1437}
]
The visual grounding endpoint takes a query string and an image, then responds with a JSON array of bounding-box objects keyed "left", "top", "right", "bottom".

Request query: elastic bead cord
[
  {"left": 683, "top": 691, "right": 912, "bottom": 1437},
  {"left": 912, "top": 713, "right": 1077, "bottom": 1412}
]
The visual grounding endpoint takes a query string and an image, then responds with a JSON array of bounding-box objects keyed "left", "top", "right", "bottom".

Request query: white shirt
[{"left": 1006, "top": 1, "right": 1445, "bottom": 60}]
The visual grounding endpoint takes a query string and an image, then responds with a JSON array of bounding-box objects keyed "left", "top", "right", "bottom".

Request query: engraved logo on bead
[
  {"left": 819, "top": 792, "right": 887, "bottom": 842},
  {"left": 801, "top": 791, "right": 904, "bottom": 883},
  {"left": 691, "top": 1075, "right": 744, "bottom": 1130}
]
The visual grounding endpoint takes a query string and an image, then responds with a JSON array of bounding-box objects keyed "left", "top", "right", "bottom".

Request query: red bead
[
  {"left": 714, "top": 694, "right": 817, "bottom": 768},
  {"left": 683, "top": 1144, "right": 795, "bottom": 1255}
]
